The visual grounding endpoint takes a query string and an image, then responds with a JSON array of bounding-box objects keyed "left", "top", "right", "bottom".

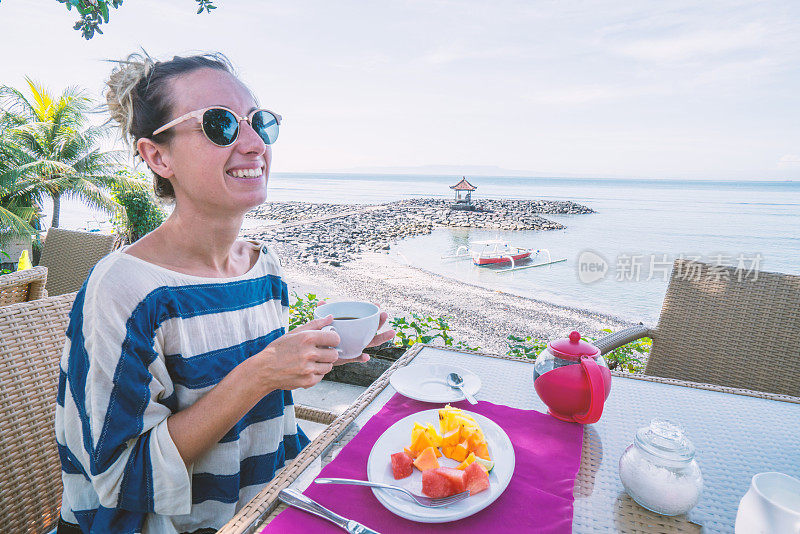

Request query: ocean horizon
[{"left": 41, "top": 173, "right": 800, "bottom": 323}]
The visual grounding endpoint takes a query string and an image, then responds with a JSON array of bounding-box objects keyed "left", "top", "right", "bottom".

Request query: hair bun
[{"left": 105, "top": 52, "right": 156, "bottom": 148}]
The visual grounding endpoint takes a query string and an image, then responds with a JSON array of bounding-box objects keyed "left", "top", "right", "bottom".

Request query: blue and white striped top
[{"left": 55, "top": 242, "right": 309, "bottom": 533}]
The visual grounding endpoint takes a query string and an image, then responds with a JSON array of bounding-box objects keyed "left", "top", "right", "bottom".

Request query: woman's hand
[
  {"left": 250, "top": 315, "right": 342, "bottom": 390},
  {"left": 292, "top": 302, "right": 397, "bottom": 366}
]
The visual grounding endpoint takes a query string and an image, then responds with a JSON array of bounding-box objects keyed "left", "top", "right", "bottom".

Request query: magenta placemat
[{"left": 263, "top": 395, "right": 583, "bottom": 534}]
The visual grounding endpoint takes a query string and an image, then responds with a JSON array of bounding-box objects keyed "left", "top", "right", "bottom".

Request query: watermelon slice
[
  {"left": 422, "top": 467, "right": 466, "bottom": 498},
  {"left": 437, "top": 467, "right": 467, "bottom": 494},
  {"left": 390, "top": 452, "right": 414, "bottom": 480},
  {"left": 463, "top": 461, "right": 490, "bottom": 495}
]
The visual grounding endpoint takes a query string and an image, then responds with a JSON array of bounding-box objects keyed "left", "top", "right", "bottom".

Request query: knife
[{"left": 278, "top": 488, "right": 382, "bottom": 534}]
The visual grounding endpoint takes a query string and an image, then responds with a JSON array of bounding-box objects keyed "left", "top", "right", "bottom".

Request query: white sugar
[{"left": 619, "top": 451, "right": 702, "bottom": 516}]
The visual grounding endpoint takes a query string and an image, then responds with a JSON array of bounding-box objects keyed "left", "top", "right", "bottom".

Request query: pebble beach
[{"left": 243, "top": 198, "right": 633, "bottom": 352}]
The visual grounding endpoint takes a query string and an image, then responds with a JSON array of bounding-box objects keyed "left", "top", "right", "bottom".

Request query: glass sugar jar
[{"left": 618, "top": 420, "right": 703, "bottom": 516}]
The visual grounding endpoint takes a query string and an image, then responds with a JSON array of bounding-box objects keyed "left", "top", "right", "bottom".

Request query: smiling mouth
[{"left": 227, "top": 167, "right": 264, "bottom": 179}]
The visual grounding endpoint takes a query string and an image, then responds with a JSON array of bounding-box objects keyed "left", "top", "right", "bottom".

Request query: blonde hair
[{"left": 105, "top": 51, "right": 235, "bottom": 199}]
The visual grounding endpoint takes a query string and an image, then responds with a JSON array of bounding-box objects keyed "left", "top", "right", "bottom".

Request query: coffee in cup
[{"left": 313, "top": 301, "right": 380, "bottom": 359}]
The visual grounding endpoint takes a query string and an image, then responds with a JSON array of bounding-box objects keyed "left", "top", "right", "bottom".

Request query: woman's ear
[{"left": 137, "top": 138, "right": 174, "bottom": 179}]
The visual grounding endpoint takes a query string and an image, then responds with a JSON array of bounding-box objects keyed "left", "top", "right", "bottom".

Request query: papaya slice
[
  {"left": 412, "top": 446, "right": 440, "bottom": 471},
  {"left": 474, "top": 442, "right": 491, "bottom": 461}
]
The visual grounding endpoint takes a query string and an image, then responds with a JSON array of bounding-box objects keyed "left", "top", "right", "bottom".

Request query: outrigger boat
[{"left": 441, "top": 238, "right": 566, "bottom": 273}]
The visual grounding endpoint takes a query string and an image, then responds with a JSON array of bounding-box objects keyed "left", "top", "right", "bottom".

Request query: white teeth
[{"left": 230, "top": 168, "right": 262, "bottom": 178}]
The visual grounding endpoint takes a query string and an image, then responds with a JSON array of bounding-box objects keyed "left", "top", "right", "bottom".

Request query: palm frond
[
  {"left": 0, "top": 205, "right": 38, "bottom": 246},
  {"left": 67, "top": 178, "right": 123, "bottom": 216},
  {"left": 0, "top": 85, "right": 37, "bottom": 120},
  {"left": 24, "top": 78, "right": 55, "bottom": 122}
]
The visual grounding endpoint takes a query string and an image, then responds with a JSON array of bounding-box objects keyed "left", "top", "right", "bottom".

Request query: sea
[{"left": 42, "top": 174, "right": 800, "bottom": 324}]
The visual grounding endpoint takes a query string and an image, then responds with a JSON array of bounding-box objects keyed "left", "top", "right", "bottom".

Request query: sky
[{"left": 1, "top": 0, "right": 799, "bottom": 180}]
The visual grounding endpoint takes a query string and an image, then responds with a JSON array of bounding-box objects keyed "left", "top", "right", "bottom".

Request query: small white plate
[
  {"left": 389, "top": 363, "right": 481, "bottom": 403},
  {"left": 366, "top": 409, "right": 515, "bottom": 522}
]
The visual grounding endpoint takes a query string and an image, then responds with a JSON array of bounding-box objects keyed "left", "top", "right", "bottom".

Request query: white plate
[
  {"left": 366, "top": 409, "right": 515, "bottom": 523},
  {"left": 389, "top": 363, "right": 481, "bottom": 403}
]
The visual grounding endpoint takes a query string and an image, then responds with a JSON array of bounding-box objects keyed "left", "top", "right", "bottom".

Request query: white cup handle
[{"left": 321, "top": 325, "right": 343, "bottom": 357}]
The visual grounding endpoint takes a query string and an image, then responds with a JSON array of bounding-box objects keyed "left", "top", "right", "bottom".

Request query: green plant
[
  {"left": 593, "top": 328, "right": 651, "bottom": 373},
  {"left": 111, "top": 171, "right": 165, "bottom": 243},
  {"left": 288, "top": 292, "right": 323, "bottom": 331},
  {"left": 504, "top": 329, "right": 651, "bottom": 373},
  {"left": 54, "top": 0, "right": 217, "bottom": 39},
  {"left": 0, "top": 248, "right": 11, "bottom": 274},
  {"left": 505, "top": 334, "right": 548, "bottom": 359},
  {"left": 391, "top": 313, "right": 479, "bottom": 351}
]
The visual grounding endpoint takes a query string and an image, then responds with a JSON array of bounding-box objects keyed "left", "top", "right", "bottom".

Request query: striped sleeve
[{"left": 59, "top": 261, "right": 191, "bottom": 517}]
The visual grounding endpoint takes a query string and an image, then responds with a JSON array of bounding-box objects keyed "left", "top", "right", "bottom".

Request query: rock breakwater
[{"left": 243, "top": 198, "right": 593, "bottom": 265}]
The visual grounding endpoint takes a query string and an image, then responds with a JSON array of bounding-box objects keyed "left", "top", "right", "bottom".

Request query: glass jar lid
[{"left": 635, "top": 419, "right": 696, "bottom": 462}]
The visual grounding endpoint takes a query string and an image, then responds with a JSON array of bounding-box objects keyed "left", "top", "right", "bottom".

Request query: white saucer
[{"left": 389, "top": 363, "right": 481, "bottom": 403}]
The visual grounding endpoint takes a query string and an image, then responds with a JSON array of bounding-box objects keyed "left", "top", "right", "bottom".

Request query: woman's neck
[{"left": 126, "top": 204, "right": 254, "bottom": 278}]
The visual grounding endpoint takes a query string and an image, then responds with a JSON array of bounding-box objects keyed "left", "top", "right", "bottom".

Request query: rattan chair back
[
  {"left": 647, "top": 259, "right": 800, "bottom": 396},
  {"left": 38, "top": 228, "right": 117, "bottom": 296},
  {"left": 0, "top": 266, "right": 48, "bottom": 306},
  {"left": 0, "top": 292, "right": 77, "bottom": 533}
]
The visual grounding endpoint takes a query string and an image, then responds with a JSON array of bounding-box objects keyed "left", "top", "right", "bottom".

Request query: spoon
[{"left": 447, "top": 372, "right": 477, "bottom": 404}]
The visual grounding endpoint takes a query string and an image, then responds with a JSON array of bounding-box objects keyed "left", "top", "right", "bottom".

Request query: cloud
[
  {"left": 419, "top": 44, "right": 529, "bottom": 65},
  {"left": 778, "top": 155, "right": 800, "bottom": 168},
  {"left": 612, "top": 24, "right": 768, "bottom": 63}
]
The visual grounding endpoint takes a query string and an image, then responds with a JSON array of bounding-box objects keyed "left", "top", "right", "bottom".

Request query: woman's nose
[{"left": 236, "top": 119, "right": 267, "bottom": 156}]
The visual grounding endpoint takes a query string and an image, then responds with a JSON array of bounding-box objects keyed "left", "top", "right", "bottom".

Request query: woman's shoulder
[
  {"left": 240, "top": 238, "right": 283, "bottom": 277},
  {"left": 80, "top": 250, "right": 166, "bottom": 307}
]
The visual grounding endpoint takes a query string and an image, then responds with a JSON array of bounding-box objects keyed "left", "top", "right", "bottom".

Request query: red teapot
[{"left": 533, "top": 331, "right": 612, "bottom": 424}]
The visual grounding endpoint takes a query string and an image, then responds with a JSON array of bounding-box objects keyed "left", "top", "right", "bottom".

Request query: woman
[{"left": 55, "top": 53, "right": 394, "bottom": 534}]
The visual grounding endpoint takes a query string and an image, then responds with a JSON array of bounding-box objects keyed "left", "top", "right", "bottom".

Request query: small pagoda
[{"left": 450, "top": 176, "right": 477, "bottom": 205}]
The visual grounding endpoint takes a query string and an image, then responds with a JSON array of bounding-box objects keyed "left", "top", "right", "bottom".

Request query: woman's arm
[{"left": 166, "top": 316, "right": 340, "bottom": 465}]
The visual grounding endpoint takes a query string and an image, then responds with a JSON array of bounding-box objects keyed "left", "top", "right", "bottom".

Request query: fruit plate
[
  {"left": 365, "top": 409, "right": 515, "bottom": 523},
  {"left": 389, "top": 363, "right": 481, "bottom": 403}
]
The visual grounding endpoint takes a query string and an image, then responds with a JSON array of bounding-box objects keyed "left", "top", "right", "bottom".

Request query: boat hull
[{"left": 474, "top": 251, "right": 532, "bottom": 265}]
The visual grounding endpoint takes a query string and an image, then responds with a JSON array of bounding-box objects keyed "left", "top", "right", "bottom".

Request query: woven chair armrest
[
  {"left": 0, "top": 266, "right": 48, "bottom": 305},
  {"left": 594, "top": 323, "right": 655, "bottom": 355},
  {"left": 27, "top": 269, "right": 47, "bottom": 300},
  {"left": 0, "top": 266, "right": 47, "bottom": 290},
  {"left": 294, "top": 404, "right": 337, "bottom": 425}
]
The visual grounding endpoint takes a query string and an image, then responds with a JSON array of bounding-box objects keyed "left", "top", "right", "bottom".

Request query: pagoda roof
[{"left": 450, "top": 177, "right": 477, "bottom": 191}]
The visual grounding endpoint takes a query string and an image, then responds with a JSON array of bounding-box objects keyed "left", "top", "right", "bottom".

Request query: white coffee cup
[
  {"left": 735, "top": 472, "right": 800, "bottom": 534},
  {"left": 313, "top": 301, "right": 380, "bottom": 359}
]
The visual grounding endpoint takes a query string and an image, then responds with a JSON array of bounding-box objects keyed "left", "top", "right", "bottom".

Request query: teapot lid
[{"left": 548, "top": 331, "right": 600, "bottom": 361}]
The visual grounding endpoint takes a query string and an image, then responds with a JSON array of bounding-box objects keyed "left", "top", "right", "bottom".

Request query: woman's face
[{"left": 158, "top": 68, "right": 271, "bottom": 217}]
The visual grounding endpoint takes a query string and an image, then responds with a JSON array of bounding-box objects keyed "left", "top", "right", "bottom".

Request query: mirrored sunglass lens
[
  {"left": 203, "top": 108, "right": 238, "bottom": 145},
  {"left": 252, "top": 111, "right": 279, "bottom": 145}
]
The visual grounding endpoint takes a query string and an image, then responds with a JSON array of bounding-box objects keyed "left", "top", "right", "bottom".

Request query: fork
[{"left": 315, "top": 477, "right": 470, "bottom": 507}]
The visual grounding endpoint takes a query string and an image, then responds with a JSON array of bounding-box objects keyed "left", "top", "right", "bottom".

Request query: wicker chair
[
  {"left": 0, "top": 292, "right": 76, "bottom": 534},
  {"left": 0, "top": 266, "right": 48, "bottom": 306},
  {"left": 37, "top": 228, "right": 118, "bottom": 296},
  {"left": 0, "top": 291, "right": 337, "bottom": 533},
  {"left": 594, "top": 259, "right": 800, "bottom": 396}
]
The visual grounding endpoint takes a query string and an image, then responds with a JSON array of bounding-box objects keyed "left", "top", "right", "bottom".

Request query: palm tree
[
  {"left": 0, "top": 110, "right": 39, "bottom": 246},
  {"left": 0, "top": 78, "right": 131, "bottom": 237}
]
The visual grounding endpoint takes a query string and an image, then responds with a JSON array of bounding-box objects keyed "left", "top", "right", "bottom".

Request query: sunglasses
[{"left": 152, "top": 106, "right": 281, "bottom": 147}]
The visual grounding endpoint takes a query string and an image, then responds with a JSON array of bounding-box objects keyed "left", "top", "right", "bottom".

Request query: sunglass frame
[{"left": 151, "top": 106, "right": 282, "bottom": 146}]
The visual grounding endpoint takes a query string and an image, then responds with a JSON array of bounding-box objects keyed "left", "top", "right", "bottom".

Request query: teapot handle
[{"left": 573, "top": 356, "right": 605, "bottom": 424}]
